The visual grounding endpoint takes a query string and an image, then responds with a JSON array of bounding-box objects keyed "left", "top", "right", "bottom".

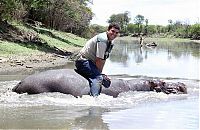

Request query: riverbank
[
  {"left": 0, "top": 52, "right": 79, "bottom": 75},
  {"left": 0, "top": 22, "right": 86, "bottom": 75},
  {"left": 192, "top": 40, "right": 200, "bottom": 43}
]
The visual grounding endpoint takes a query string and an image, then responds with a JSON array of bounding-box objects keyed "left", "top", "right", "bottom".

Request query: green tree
[
  {"left": 189, "top": 24, "right": 200, "bottom": 39},
  {"left": 144, "top": 19, "right": 148, "bottom": 35},
  {"left": 127, "top": 23, "right": 137, "bottom": 33},
  {"left": 168, "top": 19, "right": 173, "bottom": 32},
  {"left": 0, "top": 0, "right": 24, "bottom": 20},
  {"left": 85, "top": 24, "right": 106, "bottom": 38},
  {"left": 147, "top": 25, "right": 157, "bottom": 35},
  {"left": 21, "top": 0, "right": 93, "bottom": 36},
  {"left": 123, "top": 11, "right": 131, "bottom": 32},
  {"left": 134, "top": 14, "right": 144, "bottom": 33},
  {"left": 108, "top": 11, "right": 131, "bottom": 32}
]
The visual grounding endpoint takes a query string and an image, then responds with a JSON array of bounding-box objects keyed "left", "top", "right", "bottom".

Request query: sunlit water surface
[
  {"left": 104, "top": 39, "right": 199, "bottom": 80},
  {"left": 0, "top": 38, "right": 199, "bottom": 129}
]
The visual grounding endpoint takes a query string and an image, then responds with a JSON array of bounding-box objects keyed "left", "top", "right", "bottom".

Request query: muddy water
[{"left": 0, "top": 39, "right": 199, "bottom": 129}]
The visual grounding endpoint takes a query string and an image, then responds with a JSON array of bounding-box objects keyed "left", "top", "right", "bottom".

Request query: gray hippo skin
[{"left": 12, "top": 69, "right": 187, "bottom": 97}]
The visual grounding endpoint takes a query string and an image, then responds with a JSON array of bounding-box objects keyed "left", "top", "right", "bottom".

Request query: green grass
[
  {"left": 38, "top": 29, "right": 86, "bottom": 50},
  {"left": 0, "top": 40, "right": 41, "bottom": 56},
  {"left": 0, "top": 23, "right": 87, "bottom": 57}
]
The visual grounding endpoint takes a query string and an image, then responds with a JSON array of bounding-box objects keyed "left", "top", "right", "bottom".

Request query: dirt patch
[{"left": 0, "top": 53, "right": 78, "bottom": 75}]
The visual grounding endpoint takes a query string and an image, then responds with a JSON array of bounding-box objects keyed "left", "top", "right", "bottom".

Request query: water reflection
[
  {"left": 104, "top": 38, "right": 200, "bottom": 80},
  {"left": 73, "top": 107, "right": 109, "bottom": 130},
  {"left": 0, "top": 105, "right": 110, "bottom": 129}
]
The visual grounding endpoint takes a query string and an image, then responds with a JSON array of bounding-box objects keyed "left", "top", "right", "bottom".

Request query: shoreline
[
  {"left": 192, "top": 40, "right": 200, "bottom": 43},
  {"left": 0, "top": 53, "right": 76, "bottom": 75}
]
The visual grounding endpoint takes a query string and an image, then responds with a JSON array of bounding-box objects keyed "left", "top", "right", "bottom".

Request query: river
[{"left": 0, "top": 38, "right": 199, "bottom": 129}]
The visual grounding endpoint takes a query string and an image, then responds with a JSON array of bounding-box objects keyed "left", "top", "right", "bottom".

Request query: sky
[{"left": 89, "top": 0, "right": 200, "bottom": 26}]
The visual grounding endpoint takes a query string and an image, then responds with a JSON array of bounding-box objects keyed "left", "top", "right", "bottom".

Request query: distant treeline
[
  {"left": 0, "top": 0, "right": 199, "bottom": 39},
  {"left": 107, "top": 13, "right": 200, "bottom": 40}
]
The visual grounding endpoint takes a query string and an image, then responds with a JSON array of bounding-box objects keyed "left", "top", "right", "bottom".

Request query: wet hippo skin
[{"left": 12, "top": 69, "right": 187, "bottom": 97}]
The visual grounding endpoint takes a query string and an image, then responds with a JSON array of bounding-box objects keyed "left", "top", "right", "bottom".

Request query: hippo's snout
[
  {"left": 12, "top": 82, "right": 22, "bottom": 93},
  {"left": 177, "top": 83, "right": 187, "bottom": 94}
]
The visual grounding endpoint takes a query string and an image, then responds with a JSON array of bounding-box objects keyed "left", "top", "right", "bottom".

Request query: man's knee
[{"left": 89, "top": 75, "right": 103, "bottom": 96}]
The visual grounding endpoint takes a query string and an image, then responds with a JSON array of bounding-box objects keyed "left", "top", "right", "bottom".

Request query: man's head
[{"left": 107, "top": 23, "right": 120, "bottom": 41}]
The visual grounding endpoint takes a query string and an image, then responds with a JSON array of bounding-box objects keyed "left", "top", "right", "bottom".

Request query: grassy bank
[{"left": 0, "top": 22, "right": 87, "bottom": 57}]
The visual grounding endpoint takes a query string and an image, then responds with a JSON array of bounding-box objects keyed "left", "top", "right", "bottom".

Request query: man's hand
[
  {"left": 102, "top": 74, "right": 110, "bottom": 80},
  {"left": 102, "top": 74, "right": 111, "bottom": 88}
]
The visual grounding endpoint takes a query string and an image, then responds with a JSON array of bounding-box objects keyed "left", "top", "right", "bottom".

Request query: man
[{"left": 75, "top": 23, "right": 120, "bottom": 97}]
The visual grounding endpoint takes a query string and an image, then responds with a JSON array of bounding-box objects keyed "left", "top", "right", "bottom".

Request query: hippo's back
[{"left": 12, "top": 69, "right": 89, "bottom": 96}]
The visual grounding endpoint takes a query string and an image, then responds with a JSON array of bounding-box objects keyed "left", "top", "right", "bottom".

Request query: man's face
[{"left": 107, "top": 27, "right": 119, "bottom": 41}]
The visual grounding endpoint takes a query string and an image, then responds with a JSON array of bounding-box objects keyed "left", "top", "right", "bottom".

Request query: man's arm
[{"left": 95, "top": 57, "right": 106, "bottom": 73}]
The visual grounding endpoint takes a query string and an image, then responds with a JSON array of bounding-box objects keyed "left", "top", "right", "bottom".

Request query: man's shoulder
[{"left": 97, "top": 32, "right": 108, "bottom": 43}]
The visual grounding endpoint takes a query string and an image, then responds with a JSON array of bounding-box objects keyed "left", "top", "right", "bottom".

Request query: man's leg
[
  {"left": 89, "top": 75, "right": 103, "bottom": 96},
  {"left": 75, "top": 60, "right": 103, "bottom": 96}
]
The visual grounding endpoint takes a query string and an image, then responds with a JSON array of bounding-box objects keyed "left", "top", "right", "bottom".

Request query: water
[
  {"left": 0, "top": 38, "right": 199, "bottom": 129},
  {"left": 103, "top": 98, "right": 199, "bottom": 129},
  {"left": 104, "top": 39, "right": 199, "bottom": 80}
]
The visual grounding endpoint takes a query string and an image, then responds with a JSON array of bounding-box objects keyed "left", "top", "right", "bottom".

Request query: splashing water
[{"left": 0, "top": 80, "right": 197, "bottom": 108}]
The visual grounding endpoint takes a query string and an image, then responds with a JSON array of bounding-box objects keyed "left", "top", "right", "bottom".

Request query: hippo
[{"left": 12, "top": 69, "right": 187, "bottom": 98}]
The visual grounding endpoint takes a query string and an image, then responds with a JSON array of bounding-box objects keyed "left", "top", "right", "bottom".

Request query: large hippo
[{"left": 12, "top": 69, "right": 187, "bottom": 97}]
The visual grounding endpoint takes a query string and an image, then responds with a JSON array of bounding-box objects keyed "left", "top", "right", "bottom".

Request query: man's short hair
[{"left": 108, "top": 23, "right": 120, "bottom": 31}]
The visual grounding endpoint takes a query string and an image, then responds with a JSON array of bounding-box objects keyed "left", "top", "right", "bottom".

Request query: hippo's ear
[
  {"left": 158, "top": 80, "right": 165, "bottom": 86},
  {"left": 178, "top": 86, "right": 187, "bottom": 94},
  {"left": 146, "top": 80, "right": 155, "bottom": 91}
]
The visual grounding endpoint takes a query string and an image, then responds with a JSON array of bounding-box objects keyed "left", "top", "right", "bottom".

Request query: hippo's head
[
  {"left": 147, "top": 80, "right": 165, "bottom": 92},
  {"left": 172, "top": 82, "right": 187, "bottom": 94},
  {"left": 148, "top": 80, "right": 187, "bottom": 94}
]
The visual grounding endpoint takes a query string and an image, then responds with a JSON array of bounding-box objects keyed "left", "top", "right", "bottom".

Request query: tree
[
  {"left": 108, "top": 11, "right": 131, "bottom": 33},
  {"left": 147, "top": 25, "right": 157, "bottom": 35},
  {"left": 85, "top": 24, "right": 106, "bottom": 38},
  {"left": 80, "top": 0, "right": 93, "bottom": 5},
  {"left": 168, "top": 19, "right": 173, "bottom": 32},
  {"left": 127, "top": 23, "right": 137, "bottom": 33},
  {"left": 20, "top": 0, "right": 93, "bottom": 36},
  {"left": 123, "top": 11, "right": 131, "bottom": 32},
  {"left": 144, "top": 19, "right": 148, "bottom": 35},
  {"left": 134, "top": 14, "right": 144, "bottom": 33},
  {"left": 189, "top": 24, "right": 200, "bottom": 39},
  {"left": 0, "top": 0, "right": 25, "bottom": 21}
]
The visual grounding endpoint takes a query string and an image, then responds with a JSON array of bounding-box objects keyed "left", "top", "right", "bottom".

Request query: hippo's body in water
[{"left": 12, "top": 69, "right": 187, "bottom": 97}]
